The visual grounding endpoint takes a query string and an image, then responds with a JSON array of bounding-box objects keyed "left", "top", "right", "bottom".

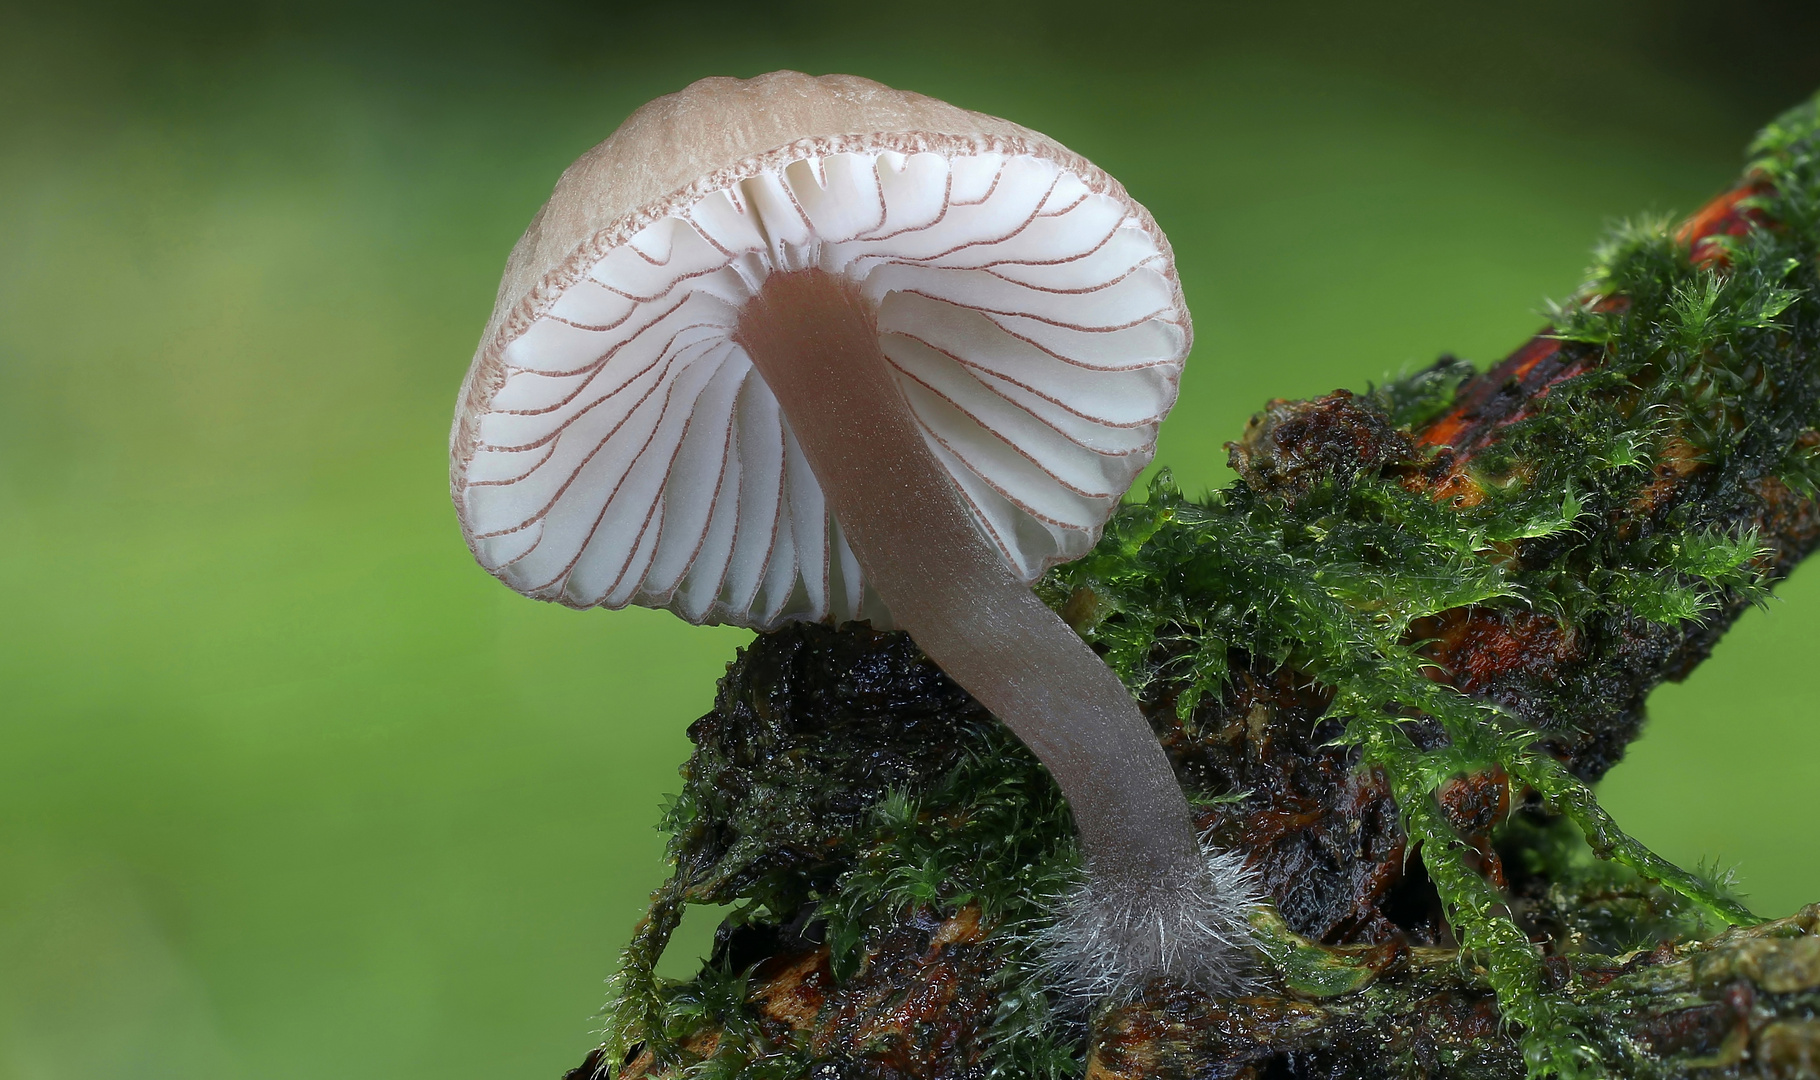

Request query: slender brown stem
[{"left": 736, "top": 269, "right": 1204, "bottom": 898}]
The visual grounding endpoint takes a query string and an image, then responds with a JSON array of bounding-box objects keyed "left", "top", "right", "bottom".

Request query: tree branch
[{"left": 571, "top": 92, "right": 1820, "bottom": 1080}]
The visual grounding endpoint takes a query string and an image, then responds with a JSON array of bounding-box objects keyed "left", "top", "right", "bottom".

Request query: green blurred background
[{"left": 2, "top": 1, "right": 1817, "bottom": 1076}]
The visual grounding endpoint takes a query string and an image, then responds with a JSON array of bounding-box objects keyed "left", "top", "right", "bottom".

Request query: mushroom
[{"left": 449, "top": 71, "right": 1256, "bottom": 995}]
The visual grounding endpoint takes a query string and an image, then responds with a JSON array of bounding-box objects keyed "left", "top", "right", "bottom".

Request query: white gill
[{"left": 457, "top": 149, "right": 1187, "bottom": 630}]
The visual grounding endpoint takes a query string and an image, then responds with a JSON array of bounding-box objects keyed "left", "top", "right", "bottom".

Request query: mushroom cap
[{"left": 451, "top": 71, "right": 1190, "bottom": 630}]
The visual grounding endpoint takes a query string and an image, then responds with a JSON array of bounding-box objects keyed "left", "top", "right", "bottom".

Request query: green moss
[
  {"left": 1499, "top": 812, "right": 1728, "bottom": 958},
  {"left": 1045, "top": 90, "right": 1820, "bottom": 1076},
  {"left": 600, "top": 629, "right": 1091, "bottom": 1079},
  {"left": 603, "top": 92, "right": 1820, "bottom": 1080}
]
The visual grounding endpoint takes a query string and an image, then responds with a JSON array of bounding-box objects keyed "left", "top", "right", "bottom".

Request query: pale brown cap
[{"left": 452, "top": 71, "right": 1191, "bottom": 629}]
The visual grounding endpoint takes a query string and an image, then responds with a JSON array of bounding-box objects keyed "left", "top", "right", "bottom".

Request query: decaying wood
[{"left": 566, "top": 161, "right": 1820, "bottom": 1080}]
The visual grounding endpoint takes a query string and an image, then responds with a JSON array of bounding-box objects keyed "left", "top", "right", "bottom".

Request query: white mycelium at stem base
[
  {"left": 449, "top": 71, "right": 1258, "bottom": 994},
  {"left": 736, "top": 270, "right": 1257, "bottom": 995}
]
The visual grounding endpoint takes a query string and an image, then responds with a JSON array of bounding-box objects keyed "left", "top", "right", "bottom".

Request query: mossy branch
[{"left": 578, "top": 91, "right": 1820, "bottom": 1080}]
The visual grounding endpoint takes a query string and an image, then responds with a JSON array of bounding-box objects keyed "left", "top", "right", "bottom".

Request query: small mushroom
[{"left": 450, "top": 71, "right": 1256, "bottom": 995}]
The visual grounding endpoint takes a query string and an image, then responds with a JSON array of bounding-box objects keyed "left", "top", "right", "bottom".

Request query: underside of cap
[{"left": 451, "top": 75, "right": 1190, "bottom": 631}]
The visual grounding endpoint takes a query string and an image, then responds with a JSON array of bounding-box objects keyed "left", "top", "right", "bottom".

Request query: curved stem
[{"left": 736, "top": 269, "right": 1205, "bottom": 901}]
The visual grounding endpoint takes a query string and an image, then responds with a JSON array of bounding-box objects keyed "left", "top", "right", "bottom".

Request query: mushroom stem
[{"left": 738, "top": 270, "right": 1235, "bottom": 983}]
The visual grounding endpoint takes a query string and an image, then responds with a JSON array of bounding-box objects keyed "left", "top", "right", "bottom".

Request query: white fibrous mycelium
[
  {"left": 451, "top": 71, "right": 1260, "bottom": 997},
  {"left": 1041, "top": 836, "right": 1261, "bottom": 999}
]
